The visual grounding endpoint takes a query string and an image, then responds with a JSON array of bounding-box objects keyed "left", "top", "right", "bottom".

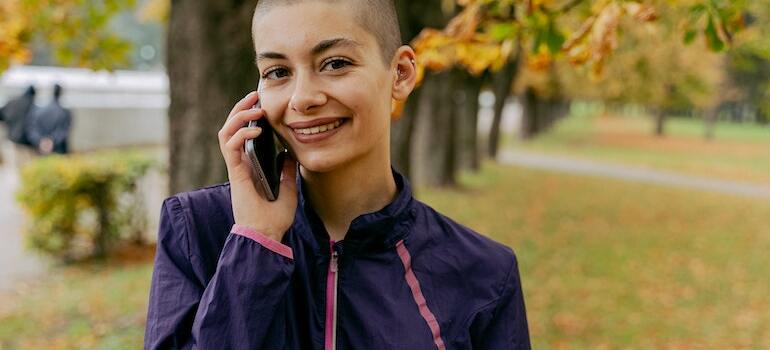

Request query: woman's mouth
[
  {"left": 288, "top": 118, "right": 348, "bottom": 144},
  {"left": 293, "top": 119, "right": 344, "bottom": 135}
]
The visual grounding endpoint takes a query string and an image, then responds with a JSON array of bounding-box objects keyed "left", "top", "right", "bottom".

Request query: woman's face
[{"left": 251, "top": 2, "right": 396, "bottom": 173}]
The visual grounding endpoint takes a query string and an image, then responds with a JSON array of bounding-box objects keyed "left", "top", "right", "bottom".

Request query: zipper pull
[{"left": 330, "top": 251, "right": 339, "bottom": 273}]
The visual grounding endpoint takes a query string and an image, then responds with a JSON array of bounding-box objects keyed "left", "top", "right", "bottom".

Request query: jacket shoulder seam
[{"left": 165, "top": 194, "right": 198, "bottom": 265}]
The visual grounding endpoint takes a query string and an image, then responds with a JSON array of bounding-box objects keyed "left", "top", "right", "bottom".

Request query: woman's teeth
[{"left": 295, "top": 119, "right": 343, "bottom": 135}]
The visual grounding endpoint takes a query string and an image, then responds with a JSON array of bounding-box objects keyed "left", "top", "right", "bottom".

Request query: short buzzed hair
[{"left": 253, "top": 0, "right": 402, "bottom": 65}]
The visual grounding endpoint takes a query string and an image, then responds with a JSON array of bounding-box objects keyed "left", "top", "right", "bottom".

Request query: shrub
[{"left": 15, "top": 150, "right": 157, "bottom": 262}]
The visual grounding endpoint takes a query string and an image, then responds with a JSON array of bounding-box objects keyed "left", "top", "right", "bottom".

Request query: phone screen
[{"left": 244, "top": 99, "right": 286, "bottom": 201}]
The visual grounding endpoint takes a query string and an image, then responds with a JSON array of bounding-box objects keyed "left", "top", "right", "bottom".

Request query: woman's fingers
[
  {"left": 222, "top": 126, "right": 262, "bottom": 166},
  {"left": 219, "top": 90, "right": 262, "bottom": 146},
  {"left": 218, "top": 108, "right": 265, "bottom": 144}
]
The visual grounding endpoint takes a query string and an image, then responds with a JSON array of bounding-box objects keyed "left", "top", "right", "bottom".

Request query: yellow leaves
[
  {"left": 562, "top": 1, "right": 658, "bottom": 79},
  {"left": 405, "top": 3, "right": 511, "bottom": 118},
  {"left": 444, "top": 2, "right": 482, "bottom": 39},
  {"left": 411, "top": 3, "right": 514, "bottom": 87},
  {"left": 527, "top": 45, "right": 553, "bottom": 71},
  {"left": 391, "top": 99, "right": 406, "bottom": 121},
  {"left": 0, "top": 0, "right": 33, "bottom": 71},
  {"left": 456, "top": 36, "right": 506, "bottom": 75},
  {"left": 589, "top": 2, "right": 621, "bottom": 70},
  {"left": 0, "top": 0, "right": 135, "bottom": 75},
  {"left": 137, "top": 0, "right": 169, "bottom": 23},
  {"left": 624, "top": 2, "right": 658, "bottom": 22},
  {"left": 527, "top": 0, "right": 558, "bottom": 14},
  {"left": 564, "top": 41, "right": 591, "bottom": 66},
  {"left": 413, "top": 29, "right": 455, "bottom": 73}
]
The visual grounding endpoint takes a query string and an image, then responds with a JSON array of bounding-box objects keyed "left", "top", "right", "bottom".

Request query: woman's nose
[{"left": 289, "top": 74, "right": 327, "bottom": 114}]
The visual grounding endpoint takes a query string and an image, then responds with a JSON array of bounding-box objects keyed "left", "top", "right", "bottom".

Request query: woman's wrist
[
  {"left": 231, "top": 224, "right": 293, "bottom": 259},
  {"left": 233, "top": 223, "right": 284, "bottom": 242}
]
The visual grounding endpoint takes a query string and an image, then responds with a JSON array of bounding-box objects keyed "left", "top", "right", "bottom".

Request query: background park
[{"left": 1, "top": 0, "right": 769, "bottom": 348}]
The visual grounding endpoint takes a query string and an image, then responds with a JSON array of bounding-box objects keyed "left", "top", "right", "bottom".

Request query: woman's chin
[{"left": 297, "top": 154, "right": 345, "bottom": 174}]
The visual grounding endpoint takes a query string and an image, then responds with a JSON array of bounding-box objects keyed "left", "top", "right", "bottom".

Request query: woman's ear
[{"left": 391, "top": 45, "right": 417, "bottom": 102}]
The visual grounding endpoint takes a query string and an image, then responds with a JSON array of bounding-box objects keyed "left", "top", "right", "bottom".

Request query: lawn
[
  {"left": 0, "top": 246, "right": 154, "bottom": 349},
  {"left": 506, "top": 104, "right": 770, "bottom": 186},
  {"left": 2, "top": 162, "right": 769, "bottom": 348}
]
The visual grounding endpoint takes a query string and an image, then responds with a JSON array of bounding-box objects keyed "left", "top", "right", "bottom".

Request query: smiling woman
[
  {"left": 143, "top": 1, "right": 531, "bottom": 349},
  {"left": 252, "top": 3, "right": 404, "bottom": 176}
]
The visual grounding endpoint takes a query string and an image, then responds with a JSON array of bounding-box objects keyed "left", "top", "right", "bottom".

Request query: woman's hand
[{"left": 218, "top": 91, "right": 298, "bottom": 242}]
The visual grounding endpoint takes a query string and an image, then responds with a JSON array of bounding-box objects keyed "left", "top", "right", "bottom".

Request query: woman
[{"left": 144, "top": 0, "right": 530, "bottom": 349}]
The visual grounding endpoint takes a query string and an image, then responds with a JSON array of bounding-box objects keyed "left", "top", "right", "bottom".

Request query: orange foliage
[{"left": 0, "top": 0, "right": 33, "bottom": 71}]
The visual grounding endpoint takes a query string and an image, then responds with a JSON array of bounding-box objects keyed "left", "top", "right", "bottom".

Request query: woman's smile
[{"left": 287, "top": 117, "right": 349, "bottom": 144}]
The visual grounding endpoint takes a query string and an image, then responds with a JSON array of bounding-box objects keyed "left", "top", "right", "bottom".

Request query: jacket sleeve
[
  {"left": 468, "top": 253, "right": 531, "bottom": 349},
  {"left": 144, "top": 196, "right": 295, "bottom": 350}
]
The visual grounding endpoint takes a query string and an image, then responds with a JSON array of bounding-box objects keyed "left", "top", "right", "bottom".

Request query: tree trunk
[
  {"left": 704, "top": 108, "right": 717, "bottom": 140},
  {"left": 520, "top": 87, "right": 540, "bottom": 140},
  {"left": 455, "top": 70, "right": 484, "bottom": 172},
  {"left": 390, "top": 88, "right": 420, "bottom": 176},
  {"left": 412, "top": 71, "right": 456, "bottom": 187},
  {"left": 654, "top": 84, "right": 674, "bottom": 137},
  {"left": 390, "top": 0, "right": 450, "bottom": 180},
  {"left": 654, "top": 108, "right": 666, "bottom": 136},
  {"left": 488, "top": 57, "right": 518, "bottom": 158},
  {"left": 167, "top": 0, "right": 258, "bottom": 194}
]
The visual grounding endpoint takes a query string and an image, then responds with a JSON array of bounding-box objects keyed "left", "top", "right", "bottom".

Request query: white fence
[{"left": 0, "top": 65, "right": 169, "bottom": 151}]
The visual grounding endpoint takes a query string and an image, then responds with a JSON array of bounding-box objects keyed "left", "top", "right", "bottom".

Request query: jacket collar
[{"left": 294, "top": 166, "right": 417, "bottom": 257}]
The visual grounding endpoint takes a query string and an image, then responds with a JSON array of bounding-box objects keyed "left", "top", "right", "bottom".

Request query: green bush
[{"left": 15, "top": 150, "right": 157, "bottom": 262}]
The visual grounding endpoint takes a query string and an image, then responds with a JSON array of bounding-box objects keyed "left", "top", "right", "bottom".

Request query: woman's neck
[{"left": 300, "top": 151, "right": 397, "bottom": 242}]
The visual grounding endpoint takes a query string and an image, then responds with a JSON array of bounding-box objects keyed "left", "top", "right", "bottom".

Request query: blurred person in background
[
  {"left": 26, "top": 83, "right": 72, "bottom": 155},
  {"left": 0, "top": 85, "right": 38, "bottom": 167}
]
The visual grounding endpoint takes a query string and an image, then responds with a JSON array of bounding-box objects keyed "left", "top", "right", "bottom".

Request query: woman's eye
[
  {"left": 262, "top": 68, "right": 289, "bottom": 80},
  {"left": 322, "top": 59, "right": 351, "bottom": 71}
]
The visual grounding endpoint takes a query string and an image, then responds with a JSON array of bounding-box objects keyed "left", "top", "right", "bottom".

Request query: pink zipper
[{"left": 324, "top": 240, "right": 340, "bottom": 350}]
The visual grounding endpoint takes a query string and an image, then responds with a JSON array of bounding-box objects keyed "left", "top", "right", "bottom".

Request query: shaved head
[{"left": 253, "top": 0, "right": 402, "bottom": 65}]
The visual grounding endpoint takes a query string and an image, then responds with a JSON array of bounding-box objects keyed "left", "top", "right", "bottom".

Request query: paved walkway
[
  {"left": 499, "top": 149, "right": 770, "bottom": 199},
  {"left": 0, "top": 142, "right": 46, "bottom": 292}
]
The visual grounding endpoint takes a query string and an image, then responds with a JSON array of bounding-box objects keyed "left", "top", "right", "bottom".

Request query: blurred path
[
  {"left": 0, "top": 141, "right": 46, "bottom": 292},
  {"left": 499, "top": 149, "right": 770, "bottom": 199}
]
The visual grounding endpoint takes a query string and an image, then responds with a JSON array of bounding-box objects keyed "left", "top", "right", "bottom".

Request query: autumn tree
[
  {"left": 2, "top": 0, "right": 754, "bottom": 190},
  {"left": 722, "top": 0, "right": 770, "bottom": 125},
  {"left": 0, "top": 0, "right": 136, "bottom": 72},
  {"left": 409, "top": 0, "right": 748, "bottom": 135}
]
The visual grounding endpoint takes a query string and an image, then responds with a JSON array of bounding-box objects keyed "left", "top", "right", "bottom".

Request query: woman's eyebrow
[
  {"left": 255, "top": 38, "right": 362, "bottom": 67},
  {"left": 255, "top": 52, "right": 286, "bottom": 66},
  {"left": 310, "top": 38, "right": 362, "bottom": 56}
]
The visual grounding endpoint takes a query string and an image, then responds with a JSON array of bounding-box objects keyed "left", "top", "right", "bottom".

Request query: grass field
[
  {"left": 1, "top": 162, "right": 769, "bottom": 349},
  {"left": 507, "top": 105, "right": 770, "bottom": 186}
]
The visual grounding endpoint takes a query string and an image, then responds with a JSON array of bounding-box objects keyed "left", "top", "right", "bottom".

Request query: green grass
[
  {"left": 420, "top": 163, "right": 770, "bottom": 349},
  {"left": 2, "top": 163, "right": 770, "bottom": 348},
  {"left": 506, "top": 106, "right": 770, "bottom": 185},
  {"left": 0, "top": 248, "right": 153, "bottom": 350}
]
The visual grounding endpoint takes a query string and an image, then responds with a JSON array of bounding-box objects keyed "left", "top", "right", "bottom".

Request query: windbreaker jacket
[{"left": 144, "top": 169, "right": 530, "bottom": 349}]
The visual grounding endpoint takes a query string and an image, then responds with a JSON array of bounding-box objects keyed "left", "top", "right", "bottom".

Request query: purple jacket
[{"left": 144, "top": 169, "right": 530, "bottom": 349}]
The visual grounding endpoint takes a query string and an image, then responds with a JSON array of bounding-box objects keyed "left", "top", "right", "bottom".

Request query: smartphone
[{"left": 244, "top": 98, "right": 288, "bottom": 201}]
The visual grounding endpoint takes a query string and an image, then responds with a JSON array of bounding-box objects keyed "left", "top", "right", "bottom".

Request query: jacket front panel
[{"left": 144, "top": 169, "right": 530, "bottom": 349}]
